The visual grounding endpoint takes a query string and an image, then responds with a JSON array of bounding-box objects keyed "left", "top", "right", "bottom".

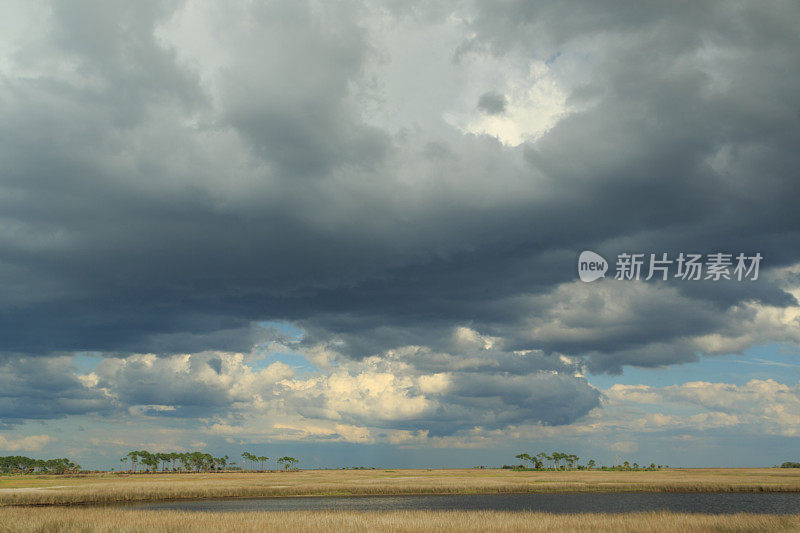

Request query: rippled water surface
[{"left": 129, "top": 492, "right": 800, "bottom": 514}]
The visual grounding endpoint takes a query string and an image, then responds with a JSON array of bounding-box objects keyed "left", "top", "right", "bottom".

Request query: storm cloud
[
  {"left": 0, "top": 357, "right": 111, "bottom": 425},
  {"left": 1, "top": 0, "right": 799, "bottom": 444}
]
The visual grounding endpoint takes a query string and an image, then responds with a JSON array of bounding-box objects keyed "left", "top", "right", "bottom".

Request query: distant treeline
[
  {"left": 240, "top": 452, "right": 299, "bottom": 471},
  {"left": 120, "top": 451, "right": 231, "bottom": 472},
  {"left": 781, "top": 462, "right": 800, "bottom": 468},
  {"left": 509, "top": 452, "right": 667, "bottom": 471},
  {"left": 1, "top": 456, "right": 80, "bottom": 474},
  {"left": 119, "top": 450, "right": 300, "bottom": 472}
]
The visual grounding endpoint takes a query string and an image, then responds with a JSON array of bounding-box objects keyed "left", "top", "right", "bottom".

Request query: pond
[{"left": 128, "top": 492, "right": 800, "bottom": 514}]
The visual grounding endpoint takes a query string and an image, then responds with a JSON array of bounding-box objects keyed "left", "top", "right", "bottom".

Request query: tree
[
  {"left": 1, "top": 456, "right": 79, "bottom": 474},
  {"left": 587, "top": 459, "right": 596, "bottom": 470},
  {"left": 537, "top": 452, "right": 551, "bottom": 469},
  {"left": 552, "top": 452, "right": 563, "bottom": 470},
  {"left": 138, "top": 450, "right": 158, "bottom": 473},
  {"left": 157, "top": 453, "right": 170, "bottom": 472},
  {"left": 516, "top": 453, "right": 544, "bottom": 469},
  {"left": 126, "top": 451, "right": 140, "bottom": 473},
  {"left": 241, "top": 452, "right": 261, "bottom": 471},
  {"left": 179, "top": 453, "right": 190, "bottom": 472},
  {"left": 277, "top": 456, "right": 298, "bottom": 470},
  {"left": 170, "top": 452, "right": 181, "bottom": 472}
]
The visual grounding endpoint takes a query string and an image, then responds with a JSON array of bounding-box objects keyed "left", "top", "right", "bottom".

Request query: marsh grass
[
  {"left": 1, "top": 469, "right": 799, "bottom": 506},
  {"left": 0, "top": 508, "right": 798, "bottom": 532}
]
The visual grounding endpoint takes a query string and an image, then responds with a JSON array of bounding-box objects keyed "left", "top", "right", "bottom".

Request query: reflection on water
[{"left": 128, "top": 492, "right": 800, "bottom": 514}]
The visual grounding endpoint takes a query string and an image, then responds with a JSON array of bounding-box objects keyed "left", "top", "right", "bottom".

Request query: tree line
[
  {"left": 120, "top": 451, "right": 230, "bottom": 473},
  {"left": 1, "top": 456, "right": 80, "bottom": 474},
  {"left": 241, "top": 452, "right": 299, "bottom": 471},
  {"left": 118, "top": 450, "right": 301, "bottom": 473},
  {"left": 511, "top": 452, "right": 667, "bottom": 471}
]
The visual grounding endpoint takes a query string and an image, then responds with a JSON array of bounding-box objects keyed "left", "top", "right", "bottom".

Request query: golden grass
[
  {"left": 1, "top": 469, "right": 799, "bottom": 506},
  {"left": 0, "top": 508, "right": 798, "bottom": 532}
]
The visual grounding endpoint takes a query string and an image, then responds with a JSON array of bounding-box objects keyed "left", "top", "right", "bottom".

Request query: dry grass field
[
  {"left": 0, "top": 508, "right": 799, "bottom": 533},
  {"left": 1, "top": 468, "right": 799, "bottom": 506}
]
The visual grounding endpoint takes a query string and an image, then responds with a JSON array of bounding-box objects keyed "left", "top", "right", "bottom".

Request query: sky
[{"left": 0, "top": 0, "right": 799, "bottom": 470}]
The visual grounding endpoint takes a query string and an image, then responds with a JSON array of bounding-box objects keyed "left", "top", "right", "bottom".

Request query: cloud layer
[
  {"left": 0, "top": 0, "right": 799, "bottom": 459},
  {"left": 1, "top": 0, "right": 798, "bottom": 367}
]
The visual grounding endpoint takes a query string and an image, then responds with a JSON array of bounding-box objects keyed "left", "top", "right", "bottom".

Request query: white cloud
[
  {"left": 283, "top": 370, "right": 433, "bottom": 422},
  {"left": 451, "top": 61, "right": 572, "bottom": 146},
  {"left": 603, "top": 378, "right": 800, "bottom": 436},
  {"left": 0, "top": 434, "right": 54, "bottom": 452},
  {"left": 609, "top": 441, "right": 638, "bottom": 453}
]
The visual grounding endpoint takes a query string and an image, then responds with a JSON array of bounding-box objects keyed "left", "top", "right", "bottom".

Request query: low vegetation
[
  {"left": 1, "top": 508, "right": 798, "bottom": 532},
  {"left": 2, "top": 468, "right": 800, "bottom": 506}
]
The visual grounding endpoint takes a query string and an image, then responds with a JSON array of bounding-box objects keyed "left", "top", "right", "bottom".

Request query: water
[{"left": 129, "top": 492, "right": 800, "bottom": 514}]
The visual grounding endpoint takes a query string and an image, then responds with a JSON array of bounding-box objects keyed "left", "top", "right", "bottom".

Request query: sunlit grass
[
  {"left": 1, "top": 469, "right": 799, "bottom": 506},
  {"left": 0, "top": 508, "right": 798, "bottom": 532}
]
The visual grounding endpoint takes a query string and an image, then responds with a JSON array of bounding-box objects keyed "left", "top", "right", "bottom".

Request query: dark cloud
[
  {"left": 0, "top": 0, "right": 798, "bottom": 385},
  {"left": 92, "top": 352, "right": 265, "bottom": 411},
  {"left": 477, "top": 91, "right": 506, "bottom": 115},
  {"left": 0, "top": 358, "right": 112, "bottom": 425},
  {"left": 441, "top": 372, "right": 600, "bottom": 430}
]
